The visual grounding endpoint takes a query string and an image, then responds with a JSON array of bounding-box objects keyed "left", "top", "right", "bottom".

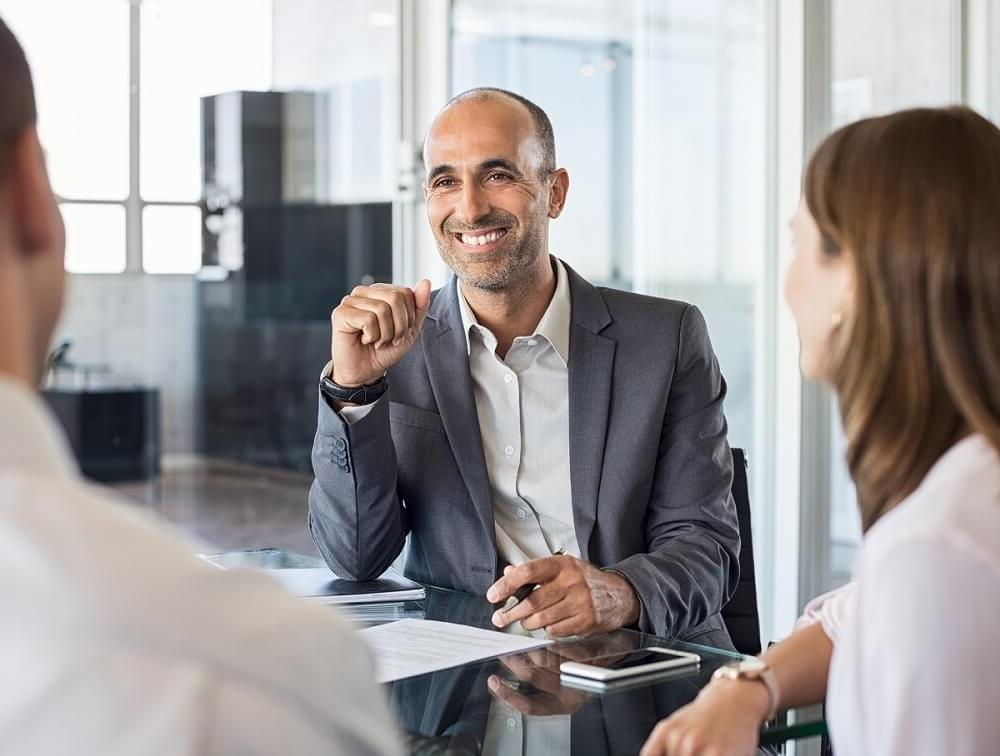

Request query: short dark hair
[
  {"left": 0, "top": 16, "right": 36, "bottom": 173},
  {"left": 443, "top": 87, "right": 556, "bottom": 177}
]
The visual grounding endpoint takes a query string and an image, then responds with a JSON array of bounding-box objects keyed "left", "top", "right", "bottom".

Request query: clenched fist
[{"left": 330, "top": 280, "right": 432, "bottom": 389}]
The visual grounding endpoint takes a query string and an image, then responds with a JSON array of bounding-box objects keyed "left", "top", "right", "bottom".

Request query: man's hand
[
  {"left": 330, "top": 280, "right": 432, "bottom": 388},
  {"left": 486, "top": 555, "right": 640, "bottom": 636}
]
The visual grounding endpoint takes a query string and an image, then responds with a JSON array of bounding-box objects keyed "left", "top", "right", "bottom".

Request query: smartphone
[{"left": 559, "top": 647, "right": 700, "bottom": 683}]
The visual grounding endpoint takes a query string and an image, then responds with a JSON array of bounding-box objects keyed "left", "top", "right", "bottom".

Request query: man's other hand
[{"left": 486, "top": 555, "right": 640, "bottom": 636}]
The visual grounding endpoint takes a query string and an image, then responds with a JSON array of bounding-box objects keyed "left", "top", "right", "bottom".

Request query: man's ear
[
  {"left": 10, "top": 127, "right": 58, "bottom": 258},
  {"left": 547, "top": 168, "right": 569, "bottom": 219}
]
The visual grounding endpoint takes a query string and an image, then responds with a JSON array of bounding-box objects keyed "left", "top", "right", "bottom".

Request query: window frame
[{"left": 55, "top": 0, "right": 202, "bottom": 276}]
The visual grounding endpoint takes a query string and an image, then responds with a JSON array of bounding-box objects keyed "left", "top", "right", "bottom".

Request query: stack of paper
[{"left": 261, "top": 566, "right": 425, "bottom": 605}]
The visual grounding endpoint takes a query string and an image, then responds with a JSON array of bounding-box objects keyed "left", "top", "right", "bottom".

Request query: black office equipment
[{"left": 43, "top": 388, "right": 160, "bottom": 484}]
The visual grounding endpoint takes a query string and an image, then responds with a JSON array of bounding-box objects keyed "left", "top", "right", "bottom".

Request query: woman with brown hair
[{"left": 642, "top": 105, "right": 1000, "bottom": 755}]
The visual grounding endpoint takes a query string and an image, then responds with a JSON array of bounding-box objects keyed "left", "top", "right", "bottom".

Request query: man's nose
[{"left": 455, "top": 182, "right": 491, "bottom": 226}]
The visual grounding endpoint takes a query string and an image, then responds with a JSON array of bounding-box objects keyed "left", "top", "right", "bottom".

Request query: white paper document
[{"left": 358, "top": 619, "right": 552, "bottom": 683}]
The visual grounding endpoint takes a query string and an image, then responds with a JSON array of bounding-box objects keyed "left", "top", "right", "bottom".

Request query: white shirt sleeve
[
  {"left": 794, "top": 582, "right": 855, "bottom": 643},
  {"left": 339, "top": 403, "right": 377, "bottom": 424},
  {"left": 848, "top": 534, "right": 1000, "bottom": 756}
]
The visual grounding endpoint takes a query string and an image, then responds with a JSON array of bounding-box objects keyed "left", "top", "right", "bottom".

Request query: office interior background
[{"left": 3, "top": 0, "right": 998, "bottom": 644}]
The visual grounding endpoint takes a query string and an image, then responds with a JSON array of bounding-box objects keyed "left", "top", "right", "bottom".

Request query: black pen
[{"left": 496, "top": 548, "right": 566, "bottom": 614}]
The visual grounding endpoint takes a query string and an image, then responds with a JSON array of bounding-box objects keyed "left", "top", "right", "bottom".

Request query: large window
[
  {"left": 453, "top": 0, "right": 768, "bottom": 533},
  {"left": 1, "top": 0, "right": 273, "bottom": 275},
  {"left": 1, "top": 0, "right": 400, "bottom": 558},
  {"left": 2, "top": 0, "right": 130, "bottom": 273}
]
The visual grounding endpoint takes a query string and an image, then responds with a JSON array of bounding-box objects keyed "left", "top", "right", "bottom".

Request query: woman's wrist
[{"left": 701, "top": 677, "right": 774, "bottom": 724}]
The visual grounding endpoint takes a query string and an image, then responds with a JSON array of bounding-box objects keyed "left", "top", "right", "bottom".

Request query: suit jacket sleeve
[
  {"left": 307, "top": 393, "right": 408, "bottom": 581},
  {"left": 608, "top": 304, "right": 740, "bottom": 637}
]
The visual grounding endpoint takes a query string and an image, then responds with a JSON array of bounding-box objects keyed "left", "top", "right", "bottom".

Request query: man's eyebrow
[
  {"left": 426, "top": 158, "right": 523, "bottom": 182},
  {"left": 479, "top": 158, "right": 522, "bottom": 176},
  {"left": 426, "top": 163, "right": 454, "bottom": 182}
]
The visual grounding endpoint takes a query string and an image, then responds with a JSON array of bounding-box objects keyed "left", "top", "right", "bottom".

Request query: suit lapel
[
  {"left": 420, "top": 278, "right": 498, "bottom": 558},
  {"left": 565, "top": 264, "right": 615, "bottom": 562}
]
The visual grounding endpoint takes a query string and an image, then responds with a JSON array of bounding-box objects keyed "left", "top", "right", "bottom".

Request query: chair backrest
[{"left": 721, "top": 448, "right": 762, "bottom": 655}]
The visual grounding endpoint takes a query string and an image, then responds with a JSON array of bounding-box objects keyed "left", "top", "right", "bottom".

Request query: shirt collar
[
  {"left": 457, "top": 256, "right": 572, "bottom": 365},
  {"left": 0, "top": 375, "right": 79, "bottom": 481}
]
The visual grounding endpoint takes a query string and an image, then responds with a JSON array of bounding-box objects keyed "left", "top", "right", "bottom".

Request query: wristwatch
[
  {"left": 712, "top": 658, "right": 780, "bottom": 720},
  {"left": 320, "top": 370, "right": 388, "bottom": 406}
]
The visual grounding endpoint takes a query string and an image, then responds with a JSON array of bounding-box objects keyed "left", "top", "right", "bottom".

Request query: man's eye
[
  {"left": 433, "top": 179, "right": 455, "bottom": 188},
  {"left": 487, "top": 172, "right": 511, "bottom": 182}
]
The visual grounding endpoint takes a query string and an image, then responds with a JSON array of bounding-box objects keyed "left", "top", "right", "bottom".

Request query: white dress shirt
[
  {"left": 797, "top": 435, "right": 1000, "bottom": 755},
  {"left": 340, "top": 257, "right": 579, "bottom": 566},
  {"left": 456, "top": 257, "right": 578, "bottom": 565},
  {"left": 0, "top": 376, "right": 400, "bottom": 756}
]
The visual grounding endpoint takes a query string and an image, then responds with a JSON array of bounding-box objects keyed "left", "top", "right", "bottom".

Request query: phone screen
[{"left": 603, "top": 649, "right": 694, "bottom": 670}]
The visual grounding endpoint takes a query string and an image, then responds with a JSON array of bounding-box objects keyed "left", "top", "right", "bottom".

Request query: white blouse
[{"left": 800, "top": 435, "right": 1000, "bottom": 755}]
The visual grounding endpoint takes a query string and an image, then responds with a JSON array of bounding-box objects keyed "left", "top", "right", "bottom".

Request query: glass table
[{"left": 212, "top": 550, "right": 826, "bottom": 754}]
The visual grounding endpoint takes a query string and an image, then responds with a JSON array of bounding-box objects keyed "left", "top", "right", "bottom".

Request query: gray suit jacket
[{"left": 309, "top": 262, "right": 740, "bottom": 637}]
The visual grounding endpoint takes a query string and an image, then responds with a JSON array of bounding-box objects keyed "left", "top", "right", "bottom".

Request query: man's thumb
[{"left": 413, "top": 279, "right": 432, "bottom": 324}]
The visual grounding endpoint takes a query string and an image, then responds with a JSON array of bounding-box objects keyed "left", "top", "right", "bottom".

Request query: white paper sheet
[{"left": 358, "top": 619, "right": 552, "bottom": 683}]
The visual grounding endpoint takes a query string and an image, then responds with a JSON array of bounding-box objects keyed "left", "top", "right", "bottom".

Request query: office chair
[{"left": 721, "top": 447, "right": 763, "bottom": 656}]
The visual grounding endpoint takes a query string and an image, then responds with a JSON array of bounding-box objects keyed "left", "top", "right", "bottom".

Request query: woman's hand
[{"left": 640, "top": 677, "right": 771, "bottom": 756}]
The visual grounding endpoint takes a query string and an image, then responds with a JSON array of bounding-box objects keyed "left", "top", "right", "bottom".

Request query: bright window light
[
  {"left": 61, "top": 203, "right": 127, "bottom": 274},
  {"left": 1, "top": 0, "right": 130, "bottom": 200},
  {"left": 142, "top": 205, "right": 203, "bottom": 274}
]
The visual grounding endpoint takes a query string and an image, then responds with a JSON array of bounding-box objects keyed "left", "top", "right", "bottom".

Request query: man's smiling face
[{"left": 423, "top": 95, "right": 554, "bottom": 292}]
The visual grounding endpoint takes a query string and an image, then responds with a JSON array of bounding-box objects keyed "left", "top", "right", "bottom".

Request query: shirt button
[
  {"left": 505, "top": 445, "right": 514, "bottom": 456},
  {"left": 527, "top": 339, "right": 538, "bottom": 347},
  {"left": 507, "top": 716, "right": 517, "bottom": 729},
  {"left": 504, "top": 373, "right": 514, "bottom": 384},
  {"left": 517, "top": 508, "right": 527, "bottom": 519}
]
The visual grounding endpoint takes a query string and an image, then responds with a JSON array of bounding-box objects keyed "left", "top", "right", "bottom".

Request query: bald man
[{"left": 309, "top": 88, "right": 740, "bottom": 642}]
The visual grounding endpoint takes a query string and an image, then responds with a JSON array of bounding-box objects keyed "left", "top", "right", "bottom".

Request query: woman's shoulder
[{"left": 861, "top": 434, "right": 1000, "bottom": 575}]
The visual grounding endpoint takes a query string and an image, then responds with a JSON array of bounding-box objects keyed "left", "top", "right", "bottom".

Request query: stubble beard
[{"left": 437, "top": 215, "right": 547, "bottom": 294}]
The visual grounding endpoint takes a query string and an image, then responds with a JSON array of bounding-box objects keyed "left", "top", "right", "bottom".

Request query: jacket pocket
[{"left": 389, "top": 402, "right": 446, "bottom": 435}]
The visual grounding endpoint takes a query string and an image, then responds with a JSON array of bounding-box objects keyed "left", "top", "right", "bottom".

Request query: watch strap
[{"left": 320, "top": 371, "right": 388, "bottom": 406}]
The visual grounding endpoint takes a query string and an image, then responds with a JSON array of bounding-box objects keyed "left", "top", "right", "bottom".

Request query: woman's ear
[
  {"left": 547, "top": 168, "right": 570, "bottom": 219},
  {"left": 832, "top": 252, "right": 857, "bottom": 322}
]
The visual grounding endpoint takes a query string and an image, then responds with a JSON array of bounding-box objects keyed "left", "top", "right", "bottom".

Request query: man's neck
[{"left": 462, "top": 257, "right": 557, "bottom": 358}]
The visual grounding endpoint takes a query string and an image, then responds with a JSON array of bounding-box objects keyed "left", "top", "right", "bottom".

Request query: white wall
[{"left": 54, "top": 274, "right": 198, "bottom": 456}]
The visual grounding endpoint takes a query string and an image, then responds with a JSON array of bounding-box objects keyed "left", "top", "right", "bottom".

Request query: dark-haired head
[{"left": 0, "top": 16, "right": 37, "bottom": 172}]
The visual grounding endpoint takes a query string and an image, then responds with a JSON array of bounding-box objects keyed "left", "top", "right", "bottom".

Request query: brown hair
[
  {"left": 805, "top": 107, "right": 1000, "bottom": 530},
  {"left": 0, "top": 16, "right": 36, "bottom": 172}
]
